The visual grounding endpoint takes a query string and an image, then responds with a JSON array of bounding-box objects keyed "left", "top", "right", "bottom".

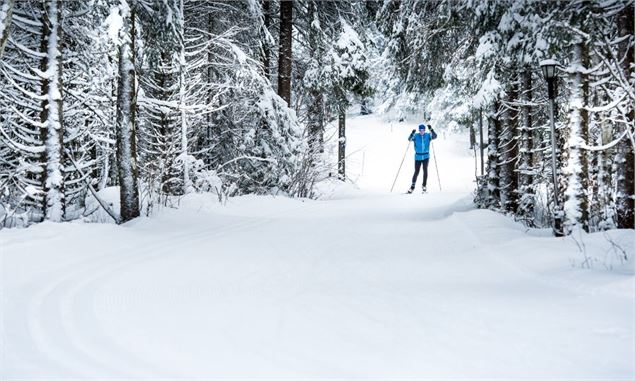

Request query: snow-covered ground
[{"left": 1, "top": 114, "right": 633, "bottom": 379}]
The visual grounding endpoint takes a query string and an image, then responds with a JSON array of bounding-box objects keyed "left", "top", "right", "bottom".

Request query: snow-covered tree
[
  {"left": 0, "top": 0, "right": 13, "bottom": 58},
  {"left": 277, "top": 0, "right": 292, "bottom": 106},
  {"left": 329, "top": 18, "right": 371, "bottom": 181},
  {"left": 0, "top": 0, "right": 67, "bottom": 223},
  {"left": 114, "top": 0, "right": 140, "bottom": 222}
]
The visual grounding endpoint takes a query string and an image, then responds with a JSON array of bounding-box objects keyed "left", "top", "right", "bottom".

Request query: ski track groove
[
  {"left": 7, "top": 195, "right": 632, "bottom": 378},
  {"left": 13, "top": 203, "right": 312, "bottom": 378}
]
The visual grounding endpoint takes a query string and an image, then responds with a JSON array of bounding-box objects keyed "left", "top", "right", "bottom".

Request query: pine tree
[
  {"left": 517, "top": 68, "right": 535, "bottom": 223},
  {"left": 305, "top": 0, "right": 326, "bottom": 156},
  {"left": 0, "top": 0, "right": 13, "bottom": 58},
  {"left": 115, "top": 0, "right": 140, "bottom": 222},
  {"left": 330, "top": 18, "right": 371, "bottom": 181},
  {"left": 562, "top": 41, "right": 590, "bottom": 233},
  {"left": 260, "top": 0, "right": 272, "bottom": 80},
  {"left": 39, "top": 0, "right": 65, "bottom": 222},
  {"left": 277, "top": 0, "right": 292, "bottom": 106},
  {"left": 0, "top": 0, "right": 68, "bottom": 223},
  {"left": 615, "top": 3, "right": 634, "bottom": 229},
  {"left": 487, "top": 101, "right": 501, "bottom": 209}
]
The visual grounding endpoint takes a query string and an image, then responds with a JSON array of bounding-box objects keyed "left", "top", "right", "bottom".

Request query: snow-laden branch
[
  {"left": 217, "top": 155, "right": 278, "bottom": 171},
  {"left": 0, "top": 123, "right": 45, "bottom": 154},
  {"left": 8, "top": 36, "right": 46, "bottom": 57},
  {"left": 1, "top": 66, "right": 48, "bottom": 101},
  {"left": 579, "top": 129, "right": 629, "bottom": 152},
  {"left": 582, "top": 92, "right": 627, "bottom": 112}
]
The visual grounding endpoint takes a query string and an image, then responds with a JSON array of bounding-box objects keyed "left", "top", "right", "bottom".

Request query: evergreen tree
[
  {"left": 114, "top": 0, "right": 139, "bottom": 222},
  {"left": 277, "top": 0, "right": 292, "bottom": 106},
  {"left": 0, "top": 0, "right": 13, "bottom": 58}
]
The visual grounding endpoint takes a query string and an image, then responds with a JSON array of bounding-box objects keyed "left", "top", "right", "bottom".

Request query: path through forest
[{"left": 2, "top": 115, "right": 633, "bottom": 379}]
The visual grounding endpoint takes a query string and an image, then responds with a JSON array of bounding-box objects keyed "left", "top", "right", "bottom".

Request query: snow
[
  {"left": 1, "top": 115, "right": 633, "bottom": 378},
  {"left": 475, "top": 32, "right": 497, "bottom": 62},
  {"left": 473, "top": 68, "right": 502, "bottom": 108},
  {"left": 539, "top": 58, "right": 560, "bottom": 67},
  {"left": 534, "top": 35, "right": 548, "bottom": 54},
  {"left": 336, "top": 19, "right": 363, "bottom": 52},
  {"left": 104, "top": 6, "right": 123, "bottom": 45}
]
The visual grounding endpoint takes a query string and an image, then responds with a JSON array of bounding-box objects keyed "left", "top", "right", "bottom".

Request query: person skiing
[{"left": 407, "top": 123, "right": 437, "bottom": 193}]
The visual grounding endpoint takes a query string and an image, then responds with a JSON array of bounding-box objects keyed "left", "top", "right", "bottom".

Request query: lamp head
[{"left": 539, "top": 59, "right": 559, "bottom": 80}]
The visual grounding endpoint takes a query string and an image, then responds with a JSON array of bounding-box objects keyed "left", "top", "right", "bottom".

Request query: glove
[
  {"left": 429, "top": 125, "right": 435, "bottom": 133},
  {"left": 411, "top": 129, "right": 416, "bottom": 134}
]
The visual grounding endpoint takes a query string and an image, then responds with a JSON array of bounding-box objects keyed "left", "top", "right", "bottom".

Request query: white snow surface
[
  {"left": 2, "top": 115, "right": 634, "bottom": 379},
  {"left": 104, "top": 5, "right": 123, "bottom": 45}
]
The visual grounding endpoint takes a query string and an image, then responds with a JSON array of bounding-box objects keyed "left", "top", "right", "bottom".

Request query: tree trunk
[
  {"left": 509, "top": 83, "right": 519, "bottom": 213},
  {"left": 338, "top": 108, "right": 346, "bottom": 181},
  {"left": 277, "top": 0, "right": 292, "bottom": 105},
  {"left": 563, "top": 41, "right": 590, "bottom": 233},
  {"left": 518, "top": 68, "right": 534, "bottom": 221},
  {"left": 599, "top": 125, "right": 616, "bottom": 229},
  {"left": 40, "top": 0, "right": 65, "bottom": 222},
  {"left": 107, "top": 55, "right": 119, "bottom": 187},
  {"left": 616, "top": 3, "right": 634, "bottom": 229},
  {"left": 486, "top": 101, "right": 500, "bottom": 208},
  {"left": 156, "top": 51, "right": 172, "bottom": 195},
  {"left": 116, "top": 3, "right": 140, "bottom": 222},
  {"left": 178, "top": 0, "right": 191, "bottom": 194},
  {"left": 0, "top": 0, "right": 14, "bottom": 58},
  {"left": 499, "top": 80, "right": 519, "bottom": 213},
  {"left": 469, "top": 119, "right": 476, "bottom": 149},
  {"left": 478, "top": 108, "right": 484, "bottom": 176},
  {"left": 307, "top": 89, "right": 324, "bottom": 154},
  {"left": 261, "top": 0, "right": 271, "bottom": 79},
  {"left": 205, "top": 11, "right": 214, "bottom": 166},
  {"left": 306, "top": 0, "right": 324, "bottom": 155}
]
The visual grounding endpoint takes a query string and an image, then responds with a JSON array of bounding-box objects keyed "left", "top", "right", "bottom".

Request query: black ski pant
[{"left": 411, "top": 159, "right": 429, "bottom": 187}]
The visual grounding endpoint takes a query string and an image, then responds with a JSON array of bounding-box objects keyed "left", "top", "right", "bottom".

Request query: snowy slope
[{"left": 1, "top": 115, "right": 633, "bottom": 379}]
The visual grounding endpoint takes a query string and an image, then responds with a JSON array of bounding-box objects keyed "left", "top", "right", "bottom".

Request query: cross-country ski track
[{"left": 2, "top": 114, "right": 633, "bottom": 379}]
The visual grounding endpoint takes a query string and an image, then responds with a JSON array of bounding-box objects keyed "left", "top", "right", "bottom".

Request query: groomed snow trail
[{"left": 2, "top": 115, "right": 633, "bottom": 379}]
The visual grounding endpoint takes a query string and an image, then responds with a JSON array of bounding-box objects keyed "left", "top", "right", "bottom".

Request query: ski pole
[
  {"left": 431, "top": 140, "right": 442, "bottom": 191},
  {"left": 390, "top": 141, "right": 410, "bottom": 192}
]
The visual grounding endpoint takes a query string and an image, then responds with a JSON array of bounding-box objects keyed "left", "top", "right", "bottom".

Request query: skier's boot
[
  {"left": 422, "top": 185, "right": 427, "bottom": 193},
  {"left": 407, "top": 185, "right": 415, "bottom": 194}
]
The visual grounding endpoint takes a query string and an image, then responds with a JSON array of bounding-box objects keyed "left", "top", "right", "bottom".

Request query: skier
[{"left": 407, "top": 124, "right": 437, "bottom": 193}]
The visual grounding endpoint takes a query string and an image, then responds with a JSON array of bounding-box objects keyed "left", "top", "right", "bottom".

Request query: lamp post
[{"left": 540, "top": 59, "right": 563, "bottom": 236}]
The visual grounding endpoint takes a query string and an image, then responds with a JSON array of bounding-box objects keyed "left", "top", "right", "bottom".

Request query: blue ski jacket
[{"left": 408, "top": 129, "right": 438, "bottom": 160}]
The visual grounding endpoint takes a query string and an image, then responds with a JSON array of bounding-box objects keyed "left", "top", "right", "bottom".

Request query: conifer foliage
[
  {"left": 2, "top": 0, "right": 358, "bottom": 226},
  {"left": 376, "top": 0, "right": 634, "bottom": 234},
  {"left": 0, "top": 0, "right": 631, "bottom": 234}
]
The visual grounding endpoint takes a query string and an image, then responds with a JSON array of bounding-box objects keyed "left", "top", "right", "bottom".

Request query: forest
[{"left": 0, "top": 0, "right": 633, "bottom": 236}]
